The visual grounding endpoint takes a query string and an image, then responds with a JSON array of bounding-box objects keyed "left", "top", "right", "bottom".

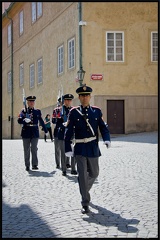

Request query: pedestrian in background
[
  {"left": 64, "top": 85, "right": 111, "bottom": 214},
  {"left": 44, "top": 114, "right": 53, "bottom": 142},
  {"left": 17, "top": 95, "right": 48, "bottom": 171}
]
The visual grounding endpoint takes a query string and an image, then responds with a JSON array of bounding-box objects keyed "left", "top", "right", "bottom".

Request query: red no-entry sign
[{"left": 91, "top": 74, "right": 103, "bottom": 80}]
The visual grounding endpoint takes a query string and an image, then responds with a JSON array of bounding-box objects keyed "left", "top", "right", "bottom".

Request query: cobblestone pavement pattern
[{"left": 2, "top": 131, "right": 158, "bottom": 238}]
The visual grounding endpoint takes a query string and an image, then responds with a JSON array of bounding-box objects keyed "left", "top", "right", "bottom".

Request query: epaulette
[
  {"left": 70, "top": 106, "right": 79, "bottom": 111},
  {"left": 54, "top": 106, "right": 61, "bottom": 110}
]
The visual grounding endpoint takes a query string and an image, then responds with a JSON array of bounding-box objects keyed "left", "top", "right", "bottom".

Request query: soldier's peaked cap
[
  {"left": 76, "top": 84, "right": 92, "bottom": 95},
  {"left": 63, "top": 94, "right": 74, "bottom": 100},
  {"left": 26, "top": 96, "right": 36, "bottom": 101}
]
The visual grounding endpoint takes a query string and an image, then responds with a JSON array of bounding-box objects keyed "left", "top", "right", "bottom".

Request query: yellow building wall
[
  {"left": 2, "top": 2, "right": 79, "bottom": 138},
  {"left": 2, "top": 2, "right": 158, "bottom": 138},
  {"left": 82, "top": 2, "right": 158, "bottom": 96}
]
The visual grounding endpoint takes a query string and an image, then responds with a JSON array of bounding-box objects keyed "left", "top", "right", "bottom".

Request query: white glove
[
  {"left": 63, "top": 122, "right": 68, "bottom": 127},
  {"left": 45, "top": 132, "right": 49, "bottom": 136},
  {"left": 104, "top": 141, "right": 111, "bottom": 148},
  {"left": 24, "top": 118, "right": 31, "bottom": 123},
  {"left": 65, "top": 152, "right": 74, "bottom": 157}
]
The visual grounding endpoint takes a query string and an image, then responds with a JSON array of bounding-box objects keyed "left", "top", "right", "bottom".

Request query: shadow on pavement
[
  {"left": 28, "top": 170, "right": 56, "bottom": 177},
  {"left": 65, "top": 174, "right": 78, "bottom": 183},
  {"left": 83, "top": 202, "right": 140, "bottom": 233},
  {"left": 109, "top": 131, "right": 158, "bottom": 144},
  {"left": 2, "top": 201, "right": 58, "bottom": 238}
]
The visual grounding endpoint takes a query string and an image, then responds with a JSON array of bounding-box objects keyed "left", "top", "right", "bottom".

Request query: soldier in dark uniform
[
  {"left": 52, "top": 97, "right": 62, "bottom": 169},
  {"left": 17, "top": 96, "right": 48, "bottom": 171},
  {"left": 57, "top": 94, "right": 77, "bottom": 176},
  {"left": 52, "top": 95, "right": 76, "bottom": 174},
  {"left": 64, "top": 85, "right": 111, "bottom": 214}
]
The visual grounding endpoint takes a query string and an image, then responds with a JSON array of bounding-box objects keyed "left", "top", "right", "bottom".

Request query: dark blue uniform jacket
[
  {"left": 64, "top": 105, "right": 111, "bottom": 157},
  {"left": 52, "top": 106, "right": 63, "bottom": 138},
  {"left": 17, "top": 107, "right": 48, "bottom": 138},
  {"left": 57, "top": 105, "right": 72, "bottom": 140},
  {"left": 52, "top": 105, "right": 72, "bottom": 140}
]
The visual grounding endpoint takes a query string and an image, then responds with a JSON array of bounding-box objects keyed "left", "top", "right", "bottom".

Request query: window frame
[
  {"left": 68, "top": 37, "right": 75, "bottom": 69},
  {"left": 19, "top": 10, "right": 24, "bottom": 36},
  {"left": 32, "top": 2, "right": 42, "bottom": 23},
  {"left": 37, "top": 58, "right": 43, "bottom": 85},
  {"left": 19, "top": 63, "right": 24, "bottom": 86},
  {"left": 7, "top": 23, "right": 11, "bottom": 46},
  {"left": 8, "top": 71, "right": 11, "bottom": 93},
  {"left": 58, "top": 45, "right": 64, "bottom": 75},
  {"left": 31, "top": 2, "right": 36, "bottom": 23},
  {"left": 151, "top": 31, "right": 158, "bottom": 62},
  {"left": 29, "top": 63, "right": 35, "bottom": 88},
  {"left": 37, "top": 2, "right": 42, "bottom": 18},
  {"left": 106, "top": 31, "right": 124, "bottom": 62}
]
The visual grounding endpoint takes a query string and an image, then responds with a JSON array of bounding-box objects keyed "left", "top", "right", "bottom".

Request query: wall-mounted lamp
[{"left": 77, "top": 67, "right": 86, "bottom": 86}]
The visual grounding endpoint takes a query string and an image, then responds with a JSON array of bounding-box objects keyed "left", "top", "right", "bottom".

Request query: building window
[
  {"left": 68, "top": 38, "right": 75, "bottom": 69},
  {"left": 19, "top": 10, "right": 24, "bottom": 35},
  {"left": 29, "top": 64, "right": 35, "bottom": 88},
  {"left": 106, "top": 31, "right": 124, "bottom": 62},
  {"left": 8, "top": 71, "right": 11, "bottom": 92},
  {"left": 37, "top": 2, "right": 42, "bottom": 18},
  {"left": 58, "top": 45, "right": 64, "bottom": 74},
  {"left": 32, "top": 2, "right": 42, "bottom": 23},
  {"left": 151, "top": 32, "right": 158, "bottom": 62},
  {"left": 37, "top": 58, "right": 43, "bottom": 84},
  {"left": 8, "top": 23, "right": 11, "bottom": 46},
  {"left": 20, "top": 63, "right": 24, "bottom": 86}
]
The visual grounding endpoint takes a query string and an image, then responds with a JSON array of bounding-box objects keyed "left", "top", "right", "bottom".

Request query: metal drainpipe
[
  {"left": 78, "top": 2, "right": 83, "bottom": 86},
  {"left": 5, "top": 9, "right": 14, "bottom": 139}
]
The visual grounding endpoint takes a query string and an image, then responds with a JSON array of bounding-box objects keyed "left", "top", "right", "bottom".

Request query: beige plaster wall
[
  {"left": 82, "top": 2, "right": 158, "bottom": 96},
  {"left": 2, "top": 2, "right": 158, "bottom": 138},
  {"left": 94, "top": 95, "right": 158, "bottom": 134}
]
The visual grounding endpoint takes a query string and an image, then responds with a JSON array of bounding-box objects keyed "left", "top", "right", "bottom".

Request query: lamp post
[
  {"left": 77, "top": 67, "right": 85, "bottom": 86},
  {"left": 78, "top": 2, "right": 85, "bottom": 87}
]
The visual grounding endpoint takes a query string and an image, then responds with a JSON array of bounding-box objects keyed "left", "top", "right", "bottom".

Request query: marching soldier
[
  {"left": 57, "top": 94, "right": 77, "bottom": 176},
  {"left": 17, "top": 95, "right": 48, "bottom": 171},
  {"left": 64, "top": 85, "right": 111, "bottom": 214},
  {"left": 52, "top": 97, "right": 62, "bottom": 169},
  {"left": 52, "top": 95, "right": 76, "bottom": 174}
]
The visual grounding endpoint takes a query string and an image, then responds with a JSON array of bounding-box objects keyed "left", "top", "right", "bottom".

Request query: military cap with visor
[
  {"left": 63, "top": 94, "right": 74, "bottom": 100},
  {"left": 26, "top": 96, "right": 36, "bottom": 101},
  {"left": 76, "top": 84, "right": 92, "bottom": 95}
]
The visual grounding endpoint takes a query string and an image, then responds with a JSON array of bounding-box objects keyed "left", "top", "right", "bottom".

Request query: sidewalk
[{"left": 2, "top": 131, "right": 158, "bottom": 238}]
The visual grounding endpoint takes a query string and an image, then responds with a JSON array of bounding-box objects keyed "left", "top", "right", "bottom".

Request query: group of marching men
[{"left": 17, "top": 84, "right": 111, "bottom": 214}]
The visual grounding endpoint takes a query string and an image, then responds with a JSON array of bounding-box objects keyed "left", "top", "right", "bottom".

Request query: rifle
[
  {"left": 60, "top": 84, "right": 64, "bottom": 116},
  {"left": 57, "top": 89, "right": 61, "bottom": 107},
  {"left": 60, "top": 84, "right": 67, "bottom": 122},
  {"left": 22, "top": 88, "right": 29, "bottom": 118}
]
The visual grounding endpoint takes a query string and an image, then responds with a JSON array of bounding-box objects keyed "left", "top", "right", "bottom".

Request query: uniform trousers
[
  {"left": 22, "top": 138, "right": 39, "bottom": 167},
  {"left": 71, "top": 156, "right": 77, "bottom": 171},
  {"left": 76, "top": 155, "right": 99, "bottom": 207},
  {"left": 54, "top": 138, "right": 70, "bottom": 168},
  {"left": 54, "top": 137, "right": 61, "bottom": 167},
  {"left": 59, "top": 139, "right": 68, "bottom": 172}
]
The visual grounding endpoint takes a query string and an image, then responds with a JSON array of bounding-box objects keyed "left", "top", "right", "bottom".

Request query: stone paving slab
[{"left": 2, "top": 131, "right": 158, "bottom": 238}]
